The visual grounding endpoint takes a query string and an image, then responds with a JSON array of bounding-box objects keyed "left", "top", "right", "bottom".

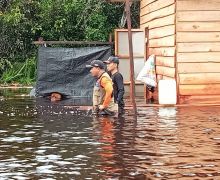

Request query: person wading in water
[
  {"left": 104, "top": 56, "right": 125, "bottom": 115},
  {"left": 86, "top": 60, "right": 118, "bottom": 116}
]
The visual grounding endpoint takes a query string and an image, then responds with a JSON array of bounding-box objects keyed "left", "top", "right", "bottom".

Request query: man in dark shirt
[{"left": 104, "top": 56, "right": 125, "bottom": 114}]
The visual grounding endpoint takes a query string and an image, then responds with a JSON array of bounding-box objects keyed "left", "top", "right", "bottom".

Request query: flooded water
[{"left": 0, "top": 89, "right": 220, "bottom": 179}]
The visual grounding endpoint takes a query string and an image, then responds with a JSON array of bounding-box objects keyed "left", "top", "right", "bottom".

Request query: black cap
[
  {"left": 104, "top": 56, "right": 119, "bottom": 64},
  {"left": 86, "top": 60, "right": 105, "bottom": 69}
]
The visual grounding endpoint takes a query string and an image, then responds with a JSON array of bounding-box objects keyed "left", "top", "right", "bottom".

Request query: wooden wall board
[
  {"left": 177, "top": 32, "right": 220, "bottom": 42},
  {"left": 149, "top": 47, "right": 176, "bottom": 56},
  {"left": 177, "top": 42, "right": 220, "bottom": 53},
  {"left": 179, "top": 73, "right": 220, "bottom": 84},
  {"left": 141, "top": 0, "right": 175, "bottom": 17},
  {"left": 177, "top": 52, "right": 220, "bottom": 62},
  {"left": 179, "top": 84, "right": 220, "bottom": 95},
  {"left": 177, "top": 0, "right": 220, "bottom": 11},
  {"left": 140, "top": 4, "right": 175, "bottom": 25},
  {"left": 140, "top": 0, "right": 157, "bottom": 8},
  {"left": 149, "top": 25, "right": 175, "bottom": 39},
  {"left": 177, "top": 22, "right": 220, "bottom": 32},
  {"left": 179, "top": 95, "right": 220, "bottom": 104},
  {"left": 149, "top": 35, "right": 175, "bottom": 47},
  {"left": 177, "top": 11, "right": 220, "bottom": 22},
  {"left": 156, "top": 66, "right": 176, "bottom": 78},
  {"left": 178, "top": 62, "right": 220, "bottom": 73},
  {"left": 143, "top": 14, "right": 175, "bottom": 29}
]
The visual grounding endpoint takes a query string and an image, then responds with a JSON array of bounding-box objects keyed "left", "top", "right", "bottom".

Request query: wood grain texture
[
  {"left": 149, "top": 35, "right": 175, "bottom": 47},
  {"left": 179, "top": 84, "right": 220, "bottom": 95},
  {"left": 177, "top": 42, "right": 220, "bottom": 53},
  {"left": 178, "top": 63, "right": 220, "bottom": 73},
  {"left": 140, "top": 4, "right": 175, "bottom": 25},
  {"left": 177, "top": 0, "right": 220, "bottom": 11},
  {"left": 149, "top": 25, "right": 175, "bottom": 39},
  {"left": 177, "top": 32, "right": 220, "bottom": 42},
  {"left": 179, "top": 73, "right": 220, "bottom": 84},
  {"left": 156, "top": 56, "right": 175, "bottom": 67},
  {"left": 177, "top": 52, "right": 220, "bottom": 62},
  {"left": 141, "top": 0, "right": 175, "bottom": 16},
  {"left": 177, "top": 22, "right": 220, "bottom": 32},
  {"left": 156, "top": 66, "right": 176, "bottom": 77},
  {"left": 177, "top": 11, "right": 220, "bottom": 22},
  {"left": 149, "top": 47, "right": 175, "bottom": 56}
]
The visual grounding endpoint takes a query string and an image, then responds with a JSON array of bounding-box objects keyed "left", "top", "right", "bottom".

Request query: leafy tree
[{"left": 0, "top": 0, "right": 139, "bottom": 84}]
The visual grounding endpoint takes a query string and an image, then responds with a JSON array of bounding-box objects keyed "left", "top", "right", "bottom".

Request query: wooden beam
[
  {"left": 115, "top": 29, "right": 143, "bottom": 32},
  {"left": 125, "top": 0, "right": 137, "bottom": 114},
  {"left": 32, "top": 41, "right": 113, "bottom": 45},
  {"left": 116, "top": 55, "right": 144, "bottom": 59}
]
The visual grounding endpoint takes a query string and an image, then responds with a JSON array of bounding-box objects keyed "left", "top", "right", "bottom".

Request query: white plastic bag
[{"left": 136, "top": 55, "right": 157, "bottom": 87}]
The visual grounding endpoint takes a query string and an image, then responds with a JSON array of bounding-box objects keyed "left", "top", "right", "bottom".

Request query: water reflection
[{"left": 0, "top": 90, "right": 220, "bottom": 179}]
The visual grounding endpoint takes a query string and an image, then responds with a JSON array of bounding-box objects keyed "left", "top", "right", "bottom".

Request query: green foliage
[
  {"left": 0, "top": 0, "right": 140, "bottom": 85},
  {"left": 0, "top": 58, "right": 12, "bottom": 75},
  {"left": 0, "top": 57, "right": 36, "bottom": 85}
]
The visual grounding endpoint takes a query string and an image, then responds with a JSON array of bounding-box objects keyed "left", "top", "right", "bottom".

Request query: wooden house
[{"left": 140, "top": 0, "right": 220, "bottom": 104}]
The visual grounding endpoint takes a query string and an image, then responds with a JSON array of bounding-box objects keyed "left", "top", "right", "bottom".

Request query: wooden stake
[{"left": 125, "top": 0, "right": 137, "bottom": 114}]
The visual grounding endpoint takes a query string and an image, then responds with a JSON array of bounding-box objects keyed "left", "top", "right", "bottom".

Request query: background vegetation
[{"left": 0, "top": 0, "right": 139, "bottom": 85}]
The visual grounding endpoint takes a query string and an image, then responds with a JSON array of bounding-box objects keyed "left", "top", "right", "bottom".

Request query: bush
[{"left": 0, "top": 57, "right": 36, "bottom": 85}]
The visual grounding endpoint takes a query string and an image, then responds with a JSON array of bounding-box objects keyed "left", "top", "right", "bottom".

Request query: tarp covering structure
[{"left": 35, "top": 46, "right": 111, "bottom": 105}]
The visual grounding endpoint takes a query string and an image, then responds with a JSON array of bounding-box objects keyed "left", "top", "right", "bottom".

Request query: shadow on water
[{"left": 0, "top": 89, "right": 220, "bottom": 179}]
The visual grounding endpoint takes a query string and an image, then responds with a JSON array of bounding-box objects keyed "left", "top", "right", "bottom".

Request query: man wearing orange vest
[{"left": 86, "top": 60, "right": 118, "bottom": 116}]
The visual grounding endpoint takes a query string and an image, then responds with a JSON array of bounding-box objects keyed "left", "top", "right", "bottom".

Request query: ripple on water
[
  {"left": 0, "top": 96, "right": 220, "bottom": 179},
  {"left": 36, "top": 165, "right": 57, "bottom": 174},
  {"left": 1, "top": 136, "right": 33, "bottom": 143}
]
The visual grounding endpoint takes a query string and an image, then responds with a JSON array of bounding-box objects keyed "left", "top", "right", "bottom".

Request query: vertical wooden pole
[
  {"left": 125, "top": 0, "right": 137, "bottom": 114},
  {"left": 108, "top": 33, "right": 112, "bottom": 43},
  {"left": 144, "top": 28, "right": 149, "bottom": 101}
]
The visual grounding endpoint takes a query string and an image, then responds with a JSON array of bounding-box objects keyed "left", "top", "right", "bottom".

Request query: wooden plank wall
[
  {"left": 176, "top": 0, "right": 220, "bottom": 102},
  {"left": 140, "top": 0, "right": 176, "bottom": 80}
]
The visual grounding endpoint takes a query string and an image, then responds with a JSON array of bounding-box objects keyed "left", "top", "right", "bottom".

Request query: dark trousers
[{"left": 118, "top": 100, "right": 125, "bottom": 114}]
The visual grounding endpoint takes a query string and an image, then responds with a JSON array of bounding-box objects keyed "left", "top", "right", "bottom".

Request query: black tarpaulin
[{"left": 35, "top": 46, "right": 111, "bottom": 99}]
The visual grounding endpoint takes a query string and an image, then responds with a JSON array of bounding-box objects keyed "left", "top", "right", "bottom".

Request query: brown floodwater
[{"left": 0, "top": 89, "right": 220, "bottom": 179}]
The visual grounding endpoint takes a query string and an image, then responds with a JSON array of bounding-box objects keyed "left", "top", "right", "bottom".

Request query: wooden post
[
  {"left": 144, "top": 28, "right": 150, "bottom": 101},
  {"left": 125, "top": 0, "right": 137, "bottom": 114}
]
